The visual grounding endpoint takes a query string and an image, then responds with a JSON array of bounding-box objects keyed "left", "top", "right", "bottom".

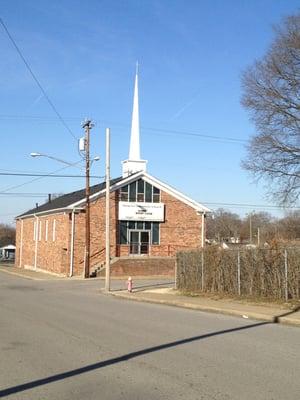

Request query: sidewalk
[
  {"left": 0, "top": 264, "right": 66, "bottom": 280},
  {"left": 110, "top": 287, "right": 300, "bottom": 327}
]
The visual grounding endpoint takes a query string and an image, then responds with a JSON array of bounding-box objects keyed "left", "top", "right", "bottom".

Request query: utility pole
[
  {"left": 82, "top": 119, "right": 94, "bottom": 279},
  {"left": 105, "top": 128, "right": 111, "bottom": 291}
]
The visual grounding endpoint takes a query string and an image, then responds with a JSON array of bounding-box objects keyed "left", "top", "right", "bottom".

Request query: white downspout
[
  {"left": 34, "top": 215, "right": 39, "bottom": 270},
  {"left": 19, "top": 219, "right": 24, "bottom": 267},
  {"left": 69, "top": 210, "right": 75, "bottom": 277}
]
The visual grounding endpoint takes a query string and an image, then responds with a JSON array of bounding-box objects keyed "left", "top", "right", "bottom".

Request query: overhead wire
[
  {"left": 0, "top": 17, "right": 78, "bottom": 142},
  {"left": 0, "top": 114, "right": 247, "bottom": 144}
]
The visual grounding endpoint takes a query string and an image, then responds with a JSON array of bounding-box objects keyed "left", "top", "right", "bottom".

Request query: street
[{"left": 0, "top": 271, "right": 299, "bottom": 400}]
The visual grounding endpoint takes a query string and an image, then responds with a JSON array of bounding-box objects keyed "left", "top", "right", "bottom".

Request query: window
[
  {"left": 33, "top": 220, "right": 36, "bottom": 241},
  {"left": 119, "top": 180, "right": 160, "bottom": 203},
  {"left": 39, "top": 221, "right": 42, "bottom": 241},
  {"left": 145, "top": 182, "right": 152, "bottom": 202},
  {"left": 120, "top": 185, "right": 128, "bottom": 201},
  {"left": 153, "top": 187, "right": 160, "bottom": 203},
  {"left": 119, "top": 221, "right": 127, "bottom": 244},
  {"left": 129, "top": 182, "right": 136, "bottom": 202},
  {"left": 52, "top": 220, "right": 56, "bottom": 242},
  {"left": 152, "top": 222, "right": 160, "bottom": 244},
  {"left": 45, "top": 220, "right": 48, "bottom": 241},
  {"left": 118, "top": 222, "right": 160, "bottom": 245},
  {"left": 137, "top": 179, "right": 145, "bottom": 202}
]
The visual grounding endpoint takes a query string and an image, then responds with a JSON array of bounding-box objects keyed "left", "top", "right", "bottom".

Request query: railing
[{"left": 116, "top": 244, "right": 192, "bottom": 257}]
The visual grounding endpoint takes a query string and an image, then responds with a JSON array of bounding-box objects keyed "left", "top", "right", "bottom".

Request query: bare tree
[
  {"left": 241, "top": 14, "right": 300, "bottom": 205},
  {"left": 0, "top": 223, "right": 16, "bottom": 247},
  {"left": 206, "top": 208, "right": 241, "bottom": 242}
]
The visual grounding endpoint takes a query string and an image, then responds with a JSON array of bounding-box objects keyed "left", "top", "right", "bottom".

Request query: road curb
[{"left": 110, "top": 292, "right": 300, "bottom": 327}]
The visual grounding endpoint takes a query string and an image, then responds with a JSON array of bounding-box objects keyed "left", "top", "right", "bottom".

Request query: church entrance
[{"left": 129, "top": 230, "right": 150, "bottom": 255}]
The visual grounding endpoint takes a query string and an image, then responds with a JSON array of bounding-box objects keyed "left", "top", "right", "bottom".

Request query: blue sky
[{"left": 0, "top": 0, "right": 299, "bottom": 224}]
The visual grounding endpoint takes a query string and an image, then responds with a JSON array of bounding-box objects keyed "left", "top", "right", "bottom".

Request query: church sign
[{"left": 118, "top": 202, "right": 165, "bottom": 222}]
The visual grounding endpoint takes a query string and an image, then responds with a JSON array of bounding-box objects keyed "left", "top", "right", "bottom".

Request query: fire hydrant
[{"left": 127, "top": 276, "right": 133, "bottom": 293}]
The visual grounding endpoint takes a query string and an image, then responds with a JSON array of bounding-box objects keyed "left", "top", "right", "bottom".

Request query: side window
[
  {"left": 33, "top": 220, "right": 36, "bottom": 241},
  {"left": 45, "top": 220, "right": 48, "bottom": 241},
  {"left": 39, "top": 220, "right": 42, "bottom": 241},
  {"left": 53, "top": 220, "right": 56, "bottom": 242}
]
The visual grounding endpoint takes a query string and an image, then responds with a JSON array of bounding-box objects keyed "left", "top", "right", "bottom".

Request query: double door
[{"left": 129, "top": 230, "right": 149, "bottom": 255}]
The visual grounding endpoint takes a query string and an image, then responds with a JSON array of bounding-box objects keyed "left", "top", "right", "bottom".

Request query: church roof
[{"left": 16, "top": 177, "right": 123, "bottom": 219}]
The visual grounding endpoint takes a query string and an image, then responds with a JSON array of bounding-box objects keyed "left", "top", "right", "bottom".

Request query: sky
[{"left": 0, "top": 0, "right": 300, "bottom": 225}]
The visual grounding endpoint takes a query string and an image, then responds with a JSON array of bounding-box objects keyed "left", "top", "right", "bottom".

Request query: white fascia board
[
  {"left": 142, "top": 173, "right": 211, "bottom": 213},
  {"left": 16, "top": 207, "right": 84, "bottom": 220},
  {"left": 68, "top": 171, "right": 210, "bottom": 213}
]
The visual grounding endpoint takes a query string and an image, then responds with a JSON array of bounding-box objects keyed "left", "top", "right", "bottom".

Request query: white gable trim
[{"left": 69, "top": 171, "right": 210, "bottom": 213}]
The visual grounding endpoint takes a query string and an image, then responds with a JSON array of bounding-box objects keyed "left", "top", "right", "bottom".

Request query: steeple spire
[
  {"left": 129, "top": 63, "right": 140, "bottom": 160},
  {"left": 122, "top": 63, "right": 147, "bottom": 177}
]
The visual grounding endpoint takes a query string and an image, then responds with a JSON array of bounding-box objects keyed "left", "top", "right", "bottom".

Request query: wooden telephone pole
[{"left": 82, "top": 119, "right": 94, "bottom": 278}]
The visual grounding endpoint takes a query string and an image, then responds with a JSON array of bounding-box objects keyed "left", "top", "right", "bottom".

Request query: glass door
[{"left": 129, "top": 230, "right": 150, "bottom": 255}]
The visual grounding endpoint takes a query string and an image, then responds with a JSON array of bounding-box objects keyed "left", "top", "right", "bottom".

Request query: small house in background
[
  {"left": 0, "top": 244, "right": 16, "bottom": 260},
  {"left": 14, "top": 69, "right": 210, "bottom": 277}
]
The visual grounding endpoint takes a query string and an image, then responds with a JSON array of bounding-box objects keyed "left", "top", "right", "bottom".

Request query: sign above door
[{"left": 119, "top": 201, "right": 165, "bottom": 221}]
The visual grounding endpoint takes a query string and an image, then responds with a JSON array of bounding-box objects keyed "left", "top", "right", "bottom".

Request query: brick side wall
[{"left": 15, "top": 213, "right": 70, "bottom": 275}]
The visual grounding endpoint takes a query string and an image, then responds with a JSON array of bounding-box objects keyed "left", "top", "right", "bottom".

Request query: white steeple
[{"left": 122, "top": 63, "right": 147, "bottom": 177}]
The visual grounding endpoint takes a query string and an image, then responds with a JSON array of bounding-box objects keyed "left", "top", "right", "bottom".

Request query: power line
[
  {"left": 0, "top": 114, "right": 247, "bottom": 144},
  {"left": 0, "top": 18, "right": 78, "bottom": 142},
  {"left": 0, "top": 172, "right": 103, "bottom": 178},
  {"left": 0, "top": 162, "right": 89, "bottom": 194}
]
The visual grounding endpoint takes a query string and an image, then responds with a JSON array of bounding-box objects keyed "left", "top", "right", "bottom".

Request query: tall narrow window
[
  {"left": 152, "top": 222, "right": 160, "bottom": 245},
  {"left": 39, "top": 220, "right": 42, "bottom": 241},
  {"left": 145, "top": 182, "right": 152, "bottom": 202},
  {"left": 53, "top": 220, "right": 56, "bottom": 242},
  {"left": 153, "top": 187, "right": 160, "bottom": 203},
  {"left": 45, "top": 220, "right": 48, "bottom": 241},
  {"left": 119, "top": 221, "right": 128, "bottom": 244},
  {"left": 33, "top": 220, "right": 36, "bottom": 241},
  {"left": 129, "top": 182, "right": 136, "bottom": 202},
  {"left": 137, "top": 179, "right": 145, "bottom": 202},
  {"left": 120, "top": 185, "right": 129, "bottom": 201}
]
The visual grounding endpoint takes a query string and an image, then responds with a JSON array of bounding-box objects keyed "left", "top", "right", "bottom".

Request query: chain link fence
[{"left": 176, "top": 247, "right": 300, "bottom": 301}]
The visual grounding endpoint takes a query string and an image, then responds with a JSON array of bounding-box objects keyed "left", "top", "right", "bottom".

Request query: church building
[{"left": 15, "top": 70, "right": 210, "bottom": 277}]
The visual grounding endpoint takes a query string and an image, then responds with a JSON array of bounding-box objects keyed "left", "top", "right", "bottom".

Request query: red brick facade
[{"left": 15, "top": 185, "right": 205, "bottom": 277}]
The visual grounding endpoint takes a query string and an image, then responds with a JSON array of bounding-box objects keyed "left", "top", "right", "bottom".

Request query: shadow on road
[
  {"left": 273, "top": 305, "right": 300, "bottom": 322},
  {"left": 0, "top": 320, "right": 268, "bottom": 398}
]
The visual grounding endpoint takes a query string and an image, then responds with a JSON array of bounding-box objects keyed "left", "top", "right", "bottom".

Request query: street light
[{"left": 30, "top": 152, "right": 100, "bottom": 168}]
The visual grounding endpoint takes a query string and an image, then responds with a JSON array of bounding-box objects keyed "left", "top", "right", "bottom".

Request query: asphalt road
[{"left": 0, "top": 271, "right": 299, "bottom": 400}]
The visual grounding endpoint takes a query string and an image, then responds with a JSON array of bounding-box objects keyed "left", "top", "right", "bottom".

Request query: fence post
[
  {"left": 201, "top": 250, "right": 204, "bottom": 291},
  {"left": 284, "top": 249, "right": 288, "bottom": 302},
  {"left": 237, "top": 249, "right": 241, "bottom": 296}
]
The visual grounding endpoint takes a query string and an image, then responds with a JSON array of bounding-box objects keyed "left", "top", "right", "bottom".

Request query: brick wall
[{"left": 15, "top": 212, "right": 70, "bottom": 275}]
